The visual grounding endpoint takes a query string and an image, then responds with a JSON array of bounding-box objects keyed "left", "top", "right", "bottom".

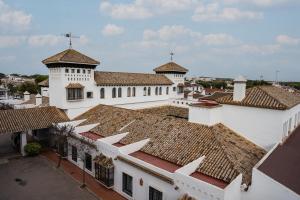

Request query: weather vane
[
  {"left": 170, "top": 51, "right": 174, "bottom": 61},
  {"left": 62, "top": 32, "right": 79, "bottom": 49}
]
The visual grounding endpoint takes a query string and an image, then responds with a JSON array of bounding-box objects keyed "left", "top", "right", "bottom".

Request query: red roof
[
  {"left": 130, "top": 151, "right": 180, "bottom": 173},
  {"left": 258, "top": 126, "right": 300, "bottom": 195},
  {"left": 80, "top": 132, "right": 103, "bottom": 141}
]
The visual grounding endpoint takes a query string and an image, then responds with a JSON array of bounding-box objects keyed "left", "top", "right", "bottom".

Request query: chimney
[
  {"left": 233, "top": 76, "right": 247, "bottom": 101},
  {"left": 23, "top": 91, "right": 30, "bottom": 101},
  {"left": 35, "top": 94, "right": 42, "bottom": 106}
]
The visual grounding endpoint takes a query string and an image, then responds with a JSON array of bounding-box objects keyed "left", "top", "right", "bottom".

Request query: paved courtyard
[{"left": 0, "top": 156, "right": 98, "bottom": 200}]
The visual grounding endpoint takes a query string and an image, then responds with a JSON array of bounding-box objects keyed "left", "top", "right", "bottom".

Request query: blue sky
[{"left": 0, "top": 0, "right": 300, "bottom": 81}]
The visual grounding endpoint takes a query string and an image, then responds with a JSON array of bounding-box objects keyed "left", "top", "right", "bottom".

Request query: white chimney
[
  {"left": 23, "top": 91, "right": 30, "bottom": 101},
  {"left": 35, "top": 94, "right": 42, "bottom": 106},
  {"left": 233, "top": 75, "right": 247, "bottom": 102}
]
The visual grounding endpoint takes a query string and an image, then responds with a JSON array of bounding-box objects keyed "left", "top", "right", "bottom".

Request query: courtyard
[{"left": 0, "top": 156, "right": 98, "bottom": 200}]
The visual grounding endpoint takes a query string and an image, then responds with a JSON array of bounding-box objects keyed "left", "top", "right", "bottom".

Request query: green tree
[
  {"left": 34, "top": 75, "right": 48, "bottom": 84},
  {"left": 18, "top": 82, "right": 38, "bottom": 94}
]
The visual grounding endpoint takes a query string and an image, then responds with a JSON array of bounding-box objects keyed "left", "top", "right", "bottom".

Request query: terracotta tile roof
[
  {"left": 42, "top": 49, "right": 100, "bottom": 65},
  {"left": 153, "top": 62, "right": 188, "bottom": 73},
  {"left": 22, "top": 94, "right": 49, "bottom": 106},
  {"left": 65, "top": 83, "right": 84, "bottom": 88},
  {"left": 216, "top": 86, "right": 300, "bottom": 110},
  {"left": 258, "top": 126, "right": 300, "bottom": 195},
  {"left": 38, "top": 79, "right": 49, "bottom": 87},
  {"left": 94, "top": 71, "right": 173, "bottom": 86},
  {"left": 0, "top": 106, "right": 69, "bottom": 134},
  {"left": 200, "top": 92, "right": 230, "bottom": 101},
  {"left": 139, "top": 106, "right": 188, "bottom": 119},
  {"left": 74, "top": 105, "right": 144, "bottom": 137},
  {"left": 75, "top": 104, "right": 266, "bottom": 184}
]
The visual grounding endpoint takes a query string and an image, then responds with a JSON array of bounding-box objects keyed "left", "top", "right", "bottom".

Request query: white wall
[
  {"left": 49, "top": 66, "right": 181, "bottom": 118},
  {"left": 188, "top": 103, "right": 300, "bottom": 150},
  {"left": 244, "top": 169, "right": 300, "bottom": 200},
  {"left": 189, "top": 105, "right": 222, "bottom": 126}
]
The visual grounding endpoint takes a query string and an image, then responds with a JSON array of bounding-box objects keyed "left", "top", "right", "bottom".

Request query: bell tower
[{"left": 42, "top": 48, "right": 100, "bottom": 118}]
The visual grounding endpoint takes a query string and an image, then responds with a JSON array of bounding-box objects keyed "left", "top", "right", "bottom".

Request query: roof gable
[
  {"left": 42, "top": 49, "right": 100, "bottom": 65},
  {"left": 153, "top": 62, "right": 188, "bottom": 73}
]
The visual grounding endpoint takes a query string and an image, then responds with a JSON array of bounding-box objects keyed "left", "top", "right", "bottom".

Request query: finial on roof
[
  {"left": 170, "top": 51, "right": 174, "bottom": 61},
  {"left": 63, "top": 32, "right": 80, "bottom": 49}
]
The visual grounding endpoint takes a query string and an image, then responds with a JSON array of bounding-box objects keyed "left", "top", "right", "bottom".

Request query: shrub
[{"left": 24, "top": 142, "right": 42, "bottom": 156}]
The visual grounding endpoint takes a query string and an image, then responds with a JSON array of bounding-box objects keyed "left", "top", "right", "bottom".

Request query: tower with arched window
[{"left": 42, "top": 48, "right": 100, "bottom": 118}]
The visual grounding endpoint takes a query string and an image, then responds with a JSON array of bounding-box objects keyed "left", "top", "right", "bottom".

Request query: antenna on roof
[
  {"left": 62, "top": 32, "right": 80, "bottom": 49},
  {"left": 170, "top": 51, "right": 174, "bottom": 61}
]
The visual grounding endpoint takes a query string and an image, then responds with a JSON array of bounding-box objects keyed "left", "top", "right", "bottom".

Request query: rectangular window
[
  {"left": 85, "top": 153, "right": 92, "bottom": 171},
  {"left": 87, "top": 91, "right": 93, "bottom": 98},
  {"left": 83, "top": 69, "right": 86, "bottom": 74},
  {"left": 95, "top": 163, "right": 114, "bottom": 187},
  {"left": 88, "top": 70, "right": 91, "bottom": 74},
  {"left": 77, "top": 69, "right": 80, "bottom": 73},
  {"left": 65, "top": 68, "right": 69, "bottom": 73},
  {"left": 71, "top": 145, "right": 77, "bottom": 162},
  {"left": 122, "top": 173, "right": 133, "bottom": 196},
  {"left": 173, "top": 87, "right": 176, "bottom": 92},
  {"left": 71, "top": 69, "right": 75, "bottom": 73},
  {"left": 67, "top": 88, "right": 83, "bottom": 100},
  {"left": 149, "top": 187, "right": 163, "bottom": 200}
]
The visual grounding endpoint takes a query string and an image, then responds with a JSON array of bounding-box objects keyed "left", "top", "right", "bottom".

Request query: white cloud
[
  {"left": 144, "top": 25, "right": 194, "bottom": 41},
  {"left": 0, "top": 35, "right": 26, "bottom": 47},
  {"left": 223, "top": 0, "right": 293, "bottom": 7},
  {"left": 100, "top": 1, "right": 152, "bottom": 19},
  {"left": 276, "top": 35, "right": 300, "bottom": 45},
  {"left": 143, "top": 25, "right": 238, "bottom": 46},
  {"left": 27, "top": 35, "right": 63, "bottom": 47},
  {"left": 239, "top": 44, "right": 280, "bottom": 54},
  {"left": 27, "top": 34, "right": 89, "bottom": 47},
  {"left": 102, "top": 24, "right": 124, "bottom": 36},
  {"left": 0, "top": 0, "right": 32, "bottom": 31},
  {"left": 192, "top": 3, "right": 263, "bottom": 22},
  {"left": 99, "top": 0, "right": 196, "bottom": 19},
  {"left": 201, "top": 33, "right": 240, "bottom": 45}
]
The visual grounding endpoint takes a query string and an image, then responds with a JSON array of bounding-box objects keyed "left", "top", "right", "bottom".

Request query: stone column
[{"left": 20, "top": 131, "right": 28, "bottom": 156}]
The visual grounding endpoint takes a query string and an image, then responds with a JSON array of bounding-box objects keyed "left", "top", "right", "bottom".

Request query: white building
[
  {"left": 1, "top": 47, "right": 299, "bottom": 200},
  {"left": 42, "top": 49, "right": 188, "bottom": 119},
  {"left": 189, "top": 76, "right": 300, "bottom": 150}
]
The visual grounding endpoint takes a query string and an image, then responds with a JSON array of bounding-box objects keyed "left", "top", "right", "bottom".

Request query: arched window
[
  {"left": 166, "top": 87, "right": 169, "bottom": 95},
  {"left": 118, "top": 87, "right": 122, "bottom": 98},
  {"left": 143, "top": 87, "right": 147, "bottom": 96},
  {"left": 155, "top": 87, "right": 158, "bottom": 95},
  {"left": 148, "top": 87, "right": 151, "bottom": 96},
  {"left": 132, "top": 87, "right": 136, "bottom": 97},
  {"left": 100, "top": 88, "right": 105, "bottom": 99},
  {"left": 112, "top": 88, "right": 116, "bottom": 98},
  {"left": 159, "top": 87, "right": 162, "bottom": 95},
  {"left": 127, "top": 87, "right": 131, "bottom": 97}
]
